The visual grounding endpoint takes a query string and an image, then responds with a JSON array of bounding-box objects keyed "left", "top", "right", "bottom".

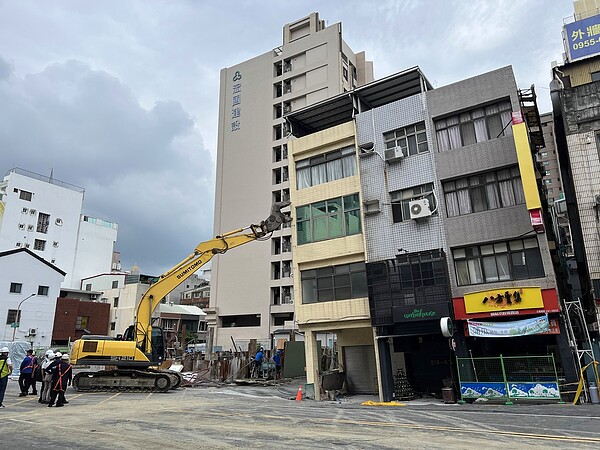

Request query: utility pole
[{"left": 11, "top": 293, "right": 36, "bottom": 341}]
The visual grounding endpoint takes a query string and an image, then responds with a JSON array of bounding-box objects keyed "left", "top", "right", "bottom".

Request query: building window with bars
[
  {"left": 37, "top": 285, "right": 49, "bottom": 296},
  {"left": 6, "top": 309, "right": 21, "bottom": 325},
  {"left": 19, "top": 190, "right": 33, "bottom": 201},
  {"left": 435, "top": 100, "right": 512, "bottom": 151},
  {"left": 443, "top": 166, "right": 525, "bottom": 217},
  {"left": 34, "top": 239, "right": 46, "bottom": 251},
  {"left": 296, "top": 146, "right": 357, "bottom": 189},
  {"left": 301, "top": 262, "right": 367, "bottom": 304},
  {"left": 36, "top": 212, "right": 50, "bottom": 233},
  {"left": 383, "top": 122, "right": 428, "bottom": 157},
  {"left": 390, "top": 183, "right": 437, "bottom": 223},
  {"left": 453, "top": 237, "right": 544, "bottom": 286},
  {"left": 10, "top": 282, "right": 22, "bottom": 294},
  {"left": 296, "top": 194, "right": 361, "bottom": 244}
]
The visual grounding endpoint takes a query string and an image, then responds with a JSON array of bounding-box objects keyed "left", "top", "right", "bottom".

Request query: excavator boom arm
[{"left": 135, "top": 201, "right": 290, "bottom": 354}]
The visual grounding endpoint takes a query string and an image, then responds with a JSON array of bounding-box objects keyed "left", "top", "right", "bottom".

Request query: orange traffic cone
[{"left": 295, "top": 385, "right": 303, "bottom": 401}]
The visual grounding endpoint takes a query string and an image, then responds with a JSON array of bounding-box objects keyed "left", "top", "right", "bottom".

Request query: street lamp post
[{"left": 11, "top": 293, "right": 36, "bottom": 341}]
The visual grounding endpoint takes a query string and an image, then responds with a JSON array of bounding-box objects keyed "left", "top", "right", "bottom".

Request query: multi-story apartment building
[
  {"left": 539, "top": 113, "right": 565, "bottom": 205},
  {"left": 550, "top": 1, "right": 600, "bottom": 331},
  {"left": 287, "top": 65, "right": 576, "bottom": 401},
  {"left": 210, "top": 13, "right": 373, "bottom": 351},
  {"left": 0, "top": 168, "right": 117, "bottom": 288}
]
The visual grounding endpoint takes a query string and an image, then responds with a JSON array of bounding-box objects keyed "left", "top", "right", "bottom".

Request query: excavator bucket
[{"left": 263, "top": 201, "right": 291, "bottom": 233}]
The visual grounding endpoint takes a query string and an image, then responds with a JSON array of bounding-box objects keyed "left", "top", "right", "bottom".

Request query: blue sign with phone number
[{"left": 565, "top": 14, "right": 600, "bottom": 61}]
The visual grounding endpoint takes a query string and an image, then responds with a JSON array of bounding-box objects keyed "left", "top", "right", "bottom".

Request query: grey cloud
[{"left": 0, "top": 55, "right": 11, "bottom": 80}]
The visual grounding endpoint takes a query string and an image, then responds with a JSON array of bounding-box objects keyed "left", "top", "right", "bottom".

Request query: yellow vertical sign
[{"left": 512, "top": 121, "right": 541, "bottom": 210}]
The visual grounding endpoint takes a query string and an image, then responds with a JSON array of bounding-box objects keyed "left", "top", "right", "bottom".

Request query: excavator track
[{"left": 73, "top": 369, "right": 182, "bottom": 393}]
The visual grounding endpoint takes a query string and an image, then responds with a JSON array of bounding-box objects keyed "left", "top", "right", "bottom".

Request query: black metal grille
[{"left": 366, "top": 249, "right": 451, "bottom": 328}]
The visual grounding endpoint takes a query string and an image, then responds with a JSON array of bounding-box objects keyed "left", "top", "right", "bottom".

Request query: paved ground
[{"left": 1, "top": 376, "right": 600, "bottom": 449}]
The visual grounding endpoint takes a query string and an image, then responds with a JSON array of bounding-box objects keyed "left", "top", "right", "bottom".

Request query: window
[
  {"left": 34, "top": 239, "right": 46, "bottom": 251},
  {"left": 19, "top": 190, "right": 33, "bottom": 201},
  {"left": 37, "top": 285, "right": 49, "bottom": 296},
  {"left": 383, "top": 122, "right": 428, "bottom": 156},
  {"left": 444, "top": 167, "right": 525, "bottom": 217},
  {"left": 296, "top": 194, "right": 361, "bottom": 244},
  {"left": 540, "top": 151, "right": 548, "bottom": 157},
  {"left": 547, "top": 188, "right": 554, "bottom": 194},
  {"left": 453, "top": 237, "right": 544, "bottom": 286},
  {"left": 85, "top": 284, "right": 92, "bottom": 291},
  {"left": 36, "top": 212, "right": 50, "bottom": 233},
  {"left": 111, "top": 280, "right": 119, "bottom": 289},
  {"left": 10, "top": 282, "right": 22, "bottom": 294},
  {"left": 545, "top": 179, "right": 552, "bottom": 184},
  {"left": 301, "top": 262, "right": 368, "bottom": 304},
  {"left": 591, "top": 71, "right": 600, "bottom": 82},
  {"left": 110, "top": 322, "right": 116, "bottom": 331},
  {"left": 435, "top": 100, "right": 512, "bottom": 151},
  {"left": 221, "top": 314, "right": 261, "bottom": 328},
  {"left": 390, "top": 183, "right": 437, "bottom": 222},
  {"left": 76, "top": 316, "right": 90, "bottom": 330},
  {"left": 6, "top": 309, "right": 21, "bottom": 325},
  {"left": 541, "top": 161, "right": 550, "bottom": 166},
  {"left": 296, "top": 146, "right": 357, "bottom": 189},
  {"left": 113, "top": 297, "right": 119, "bottom": 307},
  {"left": 544, "top": 170, "right": 551, "bottom": 176}
]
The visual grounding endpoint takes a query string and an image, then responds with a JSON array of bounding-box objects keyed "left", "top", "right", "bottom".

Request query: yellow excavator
[{"left": 70, "top": 202, "right": 291, "bottom": 392}]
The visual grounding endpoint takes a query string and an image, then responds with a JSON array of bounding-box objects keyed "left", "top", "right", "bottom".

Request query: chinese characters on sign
[
  {"left": 565, "top": 14, "right": 600, "bottom": 61},
  {"left": 231, "top": 71, "right": 242, "bottom": 132}
]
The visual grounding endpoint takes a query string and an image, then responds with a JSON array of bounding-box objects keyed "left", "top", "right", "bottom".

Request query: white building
[
  {"left": 0, "top": 168, "right": 117, "bottom": 288},
  {"left": 0, "top": 248, "right": 65, "bottom": 347},
  {"left": 210, "top": 12, "right": 373, "bottom": 351}
]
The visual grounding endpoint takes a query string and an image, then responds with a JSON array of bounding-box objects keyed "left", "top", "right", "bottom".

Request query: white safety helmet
[
  {"left": 45, "top": 349, "right": 53, "bottom": 356},
  {"left": 0, "top": 346, "right": 8, "bottom": 353},
  {"left": 47, "top": 351, "right": 55, "bottom": 359},
  {"left": 61, "top": 354, "right": 69, "bottom": 361},
  {"left": 54, "top": 352, "right": 62, "bottom": 358}
]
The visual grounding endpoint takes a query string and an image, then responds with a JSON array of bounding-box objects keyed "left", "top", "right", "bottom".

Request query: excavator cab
[{"left": 122, "top": 324, "right": 166, "bottom": 365}]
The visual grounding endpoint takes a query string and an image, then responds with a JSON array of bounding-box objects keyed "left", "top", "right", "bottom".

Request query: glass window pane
[
  {"left": 494, "top": 242, "right": 508, "bottom": 253},
  {"left": 317, "top": 276, "right": 333, "bottom": 289},
  {"left": 523, "top": 237, "right": 538, "bottom": 249},
  {"left": 467, "top": 259, "right": 483, "bottom": 284},
  {"left": 509, "top": 240, "right": 523, "bottom": 251},
  {"left": 351, "top": 272, "right": 368, "bottom": 297},
  {"left": 455, "top": 260, "right": 470, "bottom": 285},
  {"left": 334, "top": 273, "right": 351, "bottom": 287},
  {"left": 334, "top": 265, "right": 350, "bottom": 274},
  {"left": 318, "top": 289, "right": 334, "bottom": 302},
  {"left": 329, "top": 213, "right": 344, "bottom": 238},
  {"left": 407, "top": 135, "right": 418, "bottom": 155},
  {"left": 496, "top": 254, "right": 511, "bottom": 280},
  {"left": 482, "top": 256, "right": 499, "bottom": 282},
  {"left": 297, "top": 221, "right": 311, "bottom": 244},
  {"left": 487, "top": 114, "right": 503, "bottom": 139},
  {"left": 301, "top": 279, "right": 317, "bottom": 304},
  {"left": 345, "top": 210, "right": 362, "bottom": 235},
  {"left": 296, "top": 206, "right": 310, "bottom": 220},
  {"left": 453, "top": 248, "right": 466, "bottom": 259},
  {"left": 327, "top": 198, "right": 342, "bottom": 214},
  {"left": 313, "top": 217, "right": 328, "bottom": 241},
  {"left": 481, "top": 244, "right": 494, "bottom": 255},
  {"left": 525, "top": 248, "right": 545, "bottom": 278},
  {"left": 344, "top": 194, "right": 360, "bottom": 210},
  {"left": 317, "top": 266, "right": 334, "bottom": 276},
  {"left": 471, "top": 186, "right": 488, "bottom": 212},
  {"left": 334, "top": 286, "right": 351, "bottom": 300},
  {"left": 312, "top": 201, "right": 327, "bottom": 216},
  {"left": 511, "top": 252, "right": 529, "bottom": 279},
  {"left": 461, "top": 122, "right": 476, "bottom": 146}
]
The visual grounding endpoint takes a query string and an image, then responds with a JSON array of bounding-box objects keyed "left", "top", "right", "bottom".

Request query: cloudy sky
[{"left": 0, "top": 0, "right": 575, "bottom": 276}]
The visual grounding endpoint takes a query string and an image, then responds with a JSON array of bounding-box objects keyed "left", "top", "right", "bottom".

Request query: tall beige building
[{"left": 209, "top": 13, "right": 373, "bottom": 350}]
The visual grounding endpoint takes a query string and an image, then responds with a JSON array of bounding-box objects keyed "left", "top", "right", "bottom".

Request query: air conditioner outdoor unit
[
  {"left": 29, "top": 328, "right": 36, "bottom": 336},
  {"left": 384, "top": 147, "right": 404, "bottom": 163},
  {"left": 409, "top": 199, "right": 432, "bottom": 220}
]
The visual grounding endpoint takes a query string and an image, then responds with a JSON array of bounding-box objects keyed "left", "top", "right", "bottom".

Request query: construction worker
[
  {"left": 273, "top": 349, "right": 282, "bottom": 379},
  {"left": 253, "top": 347, "right": 265, "bottom": 378},
  {"left": 0, "top": 346, "right": 13, "bottom": 408},
  {"left": 39, "top": 350, "right": 55, "bottom": 404},
  {"left": 19, "top": 349, "right": 36, "bottom": 396},
  {"left": 46, "top": 353, "right": 72, "bottom": 407}
]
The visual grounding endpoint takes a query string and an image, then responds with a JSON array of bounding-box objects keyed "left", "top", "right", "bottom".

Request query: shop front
[{"left": 452, "top": 286, "right": 576, "bottom": 391}]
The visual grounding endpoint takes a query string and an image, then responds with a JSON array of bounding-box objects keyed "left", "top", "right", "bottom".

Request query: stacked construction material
[{"left": 394, "top": 368, "right": 418, "bottom": 400}]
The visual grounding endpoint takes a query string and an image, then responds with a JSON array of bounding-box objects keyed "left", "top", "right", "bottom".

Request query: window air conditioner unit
[
  {"left": 29, "top": 328, "right": 36, "bottom": 336},
  {"left": 409, "top": 199, "right": 432, "bottom": 220},
  {"left": 384, "top": 147, "right": 404, "bottom": 163}
]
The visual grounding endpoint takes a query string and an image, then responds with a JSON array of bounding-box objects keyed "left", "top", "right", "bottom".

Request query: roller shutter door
[{"left": 343, "top": 345, "right": 377, "bottom": 394}]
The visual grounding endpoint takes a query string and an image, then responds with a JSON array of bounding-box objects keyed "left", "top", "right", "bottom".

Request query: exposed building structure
[
  {"left": 0, "top": 248, "right": 65, "bottom": 347},
  {"left": 287, "top": 64, "right": 576, "bottom": 401},
  {"left": 210, "top": 12, "right": 373, "bottom": 351},
  {"left": 52, "top": 296, "right": 110, "bottom": 346},
  {"left": 0, "top": 167, "right": 117, "bottom": 288},
  {"left": 550, "top": 1, "right": 600, "bottom": 331}
]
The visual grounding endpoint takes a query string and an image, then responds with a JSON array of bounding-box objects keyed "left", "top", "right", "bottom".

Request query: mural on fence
[
  {"left": 460, "top": 382, "right": 507, "bottom": 398},
  {"left": 508, "top": 382, "right": 560, "bottom": 399}
]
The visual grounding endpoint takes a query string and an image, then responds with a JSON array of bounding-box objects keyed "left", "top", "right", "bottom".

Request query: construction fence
[{"left": 457, "top": 355, "right": 563, "bottom": 403}]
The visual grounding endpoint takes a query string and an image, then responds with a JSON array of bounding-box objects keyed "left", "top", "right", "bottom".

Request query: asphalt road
[{"left": 1, "top": 377, "right": 600, "bottom": 449}]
